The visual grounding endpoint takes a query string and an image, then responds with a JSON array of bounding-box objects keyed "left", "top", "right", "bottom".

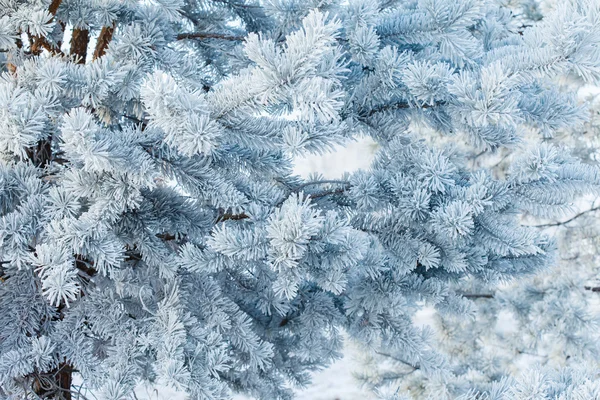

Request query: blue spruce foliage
[{"left": 0, "top": 0, "right": 600, "bottom": 399}]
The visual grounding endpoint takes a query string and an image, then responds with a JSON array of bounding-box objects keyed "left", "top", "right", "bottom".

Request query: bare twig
[
  {"left": 461, "top": 293, "right": 494, "bottom": 299},
  {"left": 309, "top": 187, "right": 347, "bottom": 200},
  {"left": 215, "top": 212, "right": 250, "bottom": 223},
  {"left": 177, "top": 32, "right": 246, "bottom": 41},
  {"left": 529, "top": 206, "right": 600, "bottom": 228},
  {"left": 375, "top": 351, "right": 420, "bottom": 371},
  {"left": 209, "top": 0, "right": 262, "bottom": 8},
  {"left": 294, "top": 179, "right": 350, "bottom": 191}
]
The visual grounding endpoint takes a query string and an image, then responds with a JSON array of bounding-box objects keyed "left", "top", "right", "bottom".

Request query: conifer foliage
[{"left": 0, "top": 0, "right": 600, "bottom": 399}]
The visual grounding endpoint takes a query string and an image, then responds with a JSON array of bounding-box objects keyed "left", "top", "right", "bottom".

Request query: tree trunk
[
  {"left": 33, "top": 363, "right": 73, "bottom": 400},
  {"left": 70, "top": 28, "right": 89, "bottom": 64}
]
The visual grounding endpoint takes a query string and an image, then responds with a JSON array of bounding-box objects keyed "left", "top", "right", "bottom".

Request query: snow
[
  {"left": 293, "top": 136, "right": 378, "bottom": 179},
  {"left": 295, "top": 339, "right": 375, "bottom": 400}
]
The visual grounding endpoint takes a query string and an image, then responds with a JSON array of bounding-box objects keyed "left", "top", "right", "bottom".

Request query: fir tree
[{"left": 1, "top": 0, "right": 600, "bottom": 399}]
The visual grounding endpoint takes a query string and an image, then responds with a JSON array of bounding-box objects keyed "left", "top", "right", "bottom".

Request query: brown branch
[
  {"left": 70, "top": 28, "right": 89, "bottom": 64},
  {"left": 3, "top": 33, "right": 22, "bottom": 73},
  {"left": 585, "top": 286, "right": 600, "bottom": 293},
  {"left": 48, "top": 0, "right": 63, "bottom": 15},
  {"left": 177, "top": 32, "right": 246, "bottom": 41},
  {"left": 6, "top": 60, "right": 17, "bottom": 75},
  {"left": 75, "top": 255, "right": 97, "bottom": 279},
  {"left": 25, "top": 138, "right": 53, "bottom": 167},
  {"left": 461, "top": 293, "right": 494, "bottom": 299},
  {"left": 33, "top": 362, "right": 73, "bottom": 400},
  {"left": 35, "top": 39, "right": 64, "bottom": 56},
  {"left": 92, "top": 22, "right": 115, "bottom": 60},
  {"left": 30, "top": 31, "right": 64, "bottom": 56},
  {"left": 529, "top": 206, "right": 600, "bottom": 228},
  {"left": 57, "top": 363, "right": 73, "bottom": 400},
  {"left": 30, "top": 0, "right": 64, "bottom": 56},
  {"left": 216, "top": 212, "right": 250, "bottom": 223}
]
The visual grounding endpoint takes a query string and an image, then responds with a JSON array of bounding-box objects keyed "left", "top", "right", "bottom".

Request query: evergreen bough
[{"left": 1, "top": 0, "right": 600, "bottom": 399}]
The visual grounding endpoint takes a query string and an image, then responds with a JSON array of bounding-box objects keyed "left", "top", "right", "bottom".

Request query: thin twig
[
  {"left": 529, "top": 206, "right": 600, "bottom": 228},
  {"left": 309, "top": 187, "right": 347, "bottom": 200},
  {"left": 294, "top": 179, "right": 350, "bottom": 191},
  {"left": 461, "top": 293, "right": 494, "bottom": 299},
  {"left": 209, "top": 0, "right": 262, "bottom": 8},
  {"left": 216, "top": 212, "right": 250, "bottom": 223},
  {"left": 177, "top": 32, "right": 246, "bottom": 41},
  {"left": 374, "top": 351, "right": 419, "bottom": 370}
]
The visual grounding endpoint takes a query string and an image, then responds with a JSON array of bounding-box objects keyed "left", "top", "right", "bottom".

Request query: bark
[
  {"left": 56, "top": 363, "right": 72, "bottom": 400},
  {"left": 30, "top": 0, "right": 64, "bottom": 56},
  {"left": 25, "top": 138, "right": 53, "bottom": 167},
  {"left": 48, "top": 0, "right": 63, "bottom": 15},
  {"left": 92, "top": 23, "right": 115, "bottom": 60},
  {"left": 70, "top": 28, "right": 89, "bottom": 64},
  {"left": 33, "top": 363, "right": 73, "bottom": 400},
  {"left": 6, "top": 35, "right": 22, "bottom": 74}
]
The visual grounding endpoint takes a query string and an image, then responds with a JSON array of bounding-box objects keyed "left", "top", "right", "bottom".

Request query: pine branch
[
  {"left": 215, "top": 185, "right": 350, "bottom": 222},
  {"left": 177, "top": 32, "right": 246, "bottom": 41},
  {"left": 30, "top": 0, "right": 65, "bottom": 56},
  {"left": 70, "top": 28, "right": 89, "bottom": 64},
  {"left": 92, "top": 22, "right": 115, "bottom": 60}
]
